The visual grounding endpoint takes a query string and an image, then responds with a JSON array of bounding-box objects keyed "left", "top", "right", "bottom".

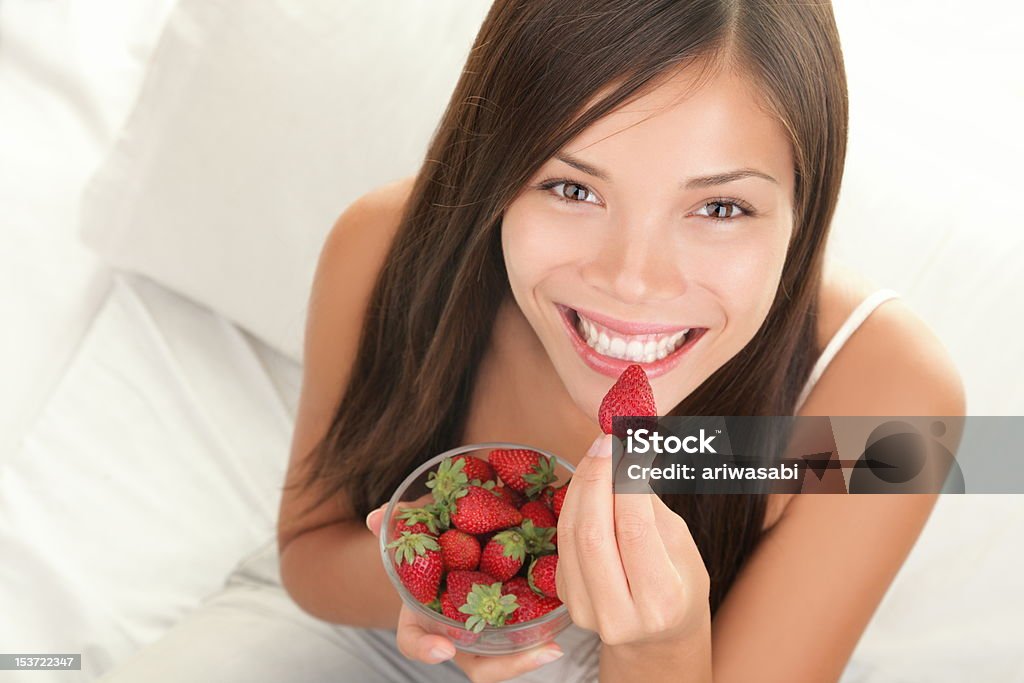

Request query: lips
[{"left": 555, "top": 303, "right": 706, "bottom": 379}]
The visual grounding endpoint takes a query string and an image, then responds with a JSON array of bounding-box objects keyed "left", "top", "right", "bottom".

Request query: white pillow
[{"left": 80, "top": 0, "right": 492, "bottom": 363}]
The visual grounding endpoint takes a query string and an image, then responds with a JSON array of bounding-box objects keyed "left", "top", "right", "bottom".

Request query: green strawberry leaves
[
  {"left": 386, "top": 531, "right": 441, "bottom": 565},
  {"left": 521, "top": 456, "right": 557, "bottom": 498},
  {"left": 459, "top": 582, "right": 519, "bottom": 633}
]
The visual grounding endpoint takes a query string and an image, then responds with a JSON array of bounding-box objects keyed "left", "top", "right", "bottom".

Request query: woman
[{"left": 100, "top": 1, "right": 964, "bottom": 681}]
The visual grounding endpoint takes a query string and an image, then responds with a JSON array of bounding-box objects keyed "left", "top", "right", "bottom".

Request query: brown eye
[
  {"left": 699, "top": 200, "right": 747, "bottom": 220},
  {"left": 560, "top": 182, "right": 592, "bottom": 202},
  {"left": 539, "top": 179, "right": 600, "bottom": 205}
]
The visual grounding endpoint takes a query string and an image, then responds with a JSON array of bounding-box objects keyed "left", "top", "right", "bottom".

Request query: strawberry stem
[
  {"left": 521, "top": 455, "right": 557, "bottom": 498},
  {"left": 385, "top": 531, "right": 440, "bottom": 565},
  {"left": 517, "top": 519, "right": 556, "bottom": 555},
  {"left": 458, "top": 583, "right": 519, "bottom": 633}
]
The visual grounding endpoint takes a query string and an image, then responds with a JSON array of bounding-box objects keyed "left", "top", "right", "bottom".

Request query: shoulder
[
  {"left": 763, "top": 262, "right": 965, "bottom": 528},
  {"left": 277, "top": 175, "right": 416, "bottom": 552},
  {"left": 716, "top": 265, "right": 967, "bottom": 679},
  {"left": 306, "top": 174, "right": 417, "bottom": 345},
  {"left": 800, "top": 260, "right": 966, "bottom": 417},
  {"left": 322, "top": 175, "right": 416, "bottom": 262},
  {"left": 303, "top": 173, "right": 416, "bottom": 377}
]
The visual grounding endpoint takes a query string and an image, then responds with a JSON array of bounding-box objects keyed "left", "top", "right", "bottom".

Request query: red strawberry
[
  {"left": 438, "top": 529, "right": 481, "bottom": 571},
  {"left": 450, "top": 485, "right": 523, "bottom": 534},
  {"left": 440, "top": 591, "right": 468, "bottom": 622},
  {"left": 598, "top": 363, "right": 658, "bottom": 437},
  {"left": 519, "top": 500, "right": 557, "bottom": 530},
  {"left": 490, "top": 449, "right": 557, "bottom": 497},
  {"left": 502, "top": 577, "right": 562, "bottom": 625},
  {"left": 385, "top": 532, "right": 442, "bottom": 604},
  {"left": 479, "top": 529, "right": 527, "bottom": 581},
  {"left": 395, "top": 505, "right": 440, "bottom": 535},
  {"left": 551, "top": 484, "right": 568, "bottom": 518},
  {"left": 445, "top": 570, "right": 516, "bottom": 632},
  {"left": 446, "top": 570, "right": 501, "bottom": 607},
  {"left": 527, "top": 554, "right": 558, "bottom": 598},
  {"left": 492, "top": 484, "right": 525, "bottom": 508},
  {"left": 453, "top": 454, "right": 496, "bottom": 484},
  {"left": 539, "top": 485, "right": 554, "bottom": 506},
  {"left": 502, "top": 577, "right": 533, "bottom": 598}
]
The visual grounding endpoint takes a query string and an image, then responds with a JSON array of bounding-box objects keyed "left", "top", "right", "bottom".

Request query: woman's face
[{"left": 501, "top": 64, "right": 796, "bottom": 419}]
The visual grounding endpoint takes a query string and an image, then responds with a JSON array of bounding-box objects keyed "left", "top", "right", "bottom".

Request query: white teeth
[
  {"left": 572, "top": 310, "right": 695, "bottom": 363},
  {"left": 609, "top": 336, "right": 626, "bottom": 356}
]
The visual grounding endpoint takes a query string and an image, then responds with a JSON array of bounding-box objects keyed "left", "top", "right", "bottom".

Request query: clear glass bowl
[{"left": 379, "top": 442, "right": 575, "bottom": 656}]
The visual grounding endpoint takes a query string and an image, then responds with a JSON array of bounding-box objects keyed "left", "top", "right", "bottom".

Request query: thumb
[{"left": 365, "top": 504, "right": 387, "bottom": 537}]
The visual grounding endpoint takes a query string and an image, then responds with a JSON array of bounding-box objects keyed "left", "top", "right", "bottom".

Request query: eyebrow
[{"left": 554, "top": 152, "right": 778, "bottom": 188}]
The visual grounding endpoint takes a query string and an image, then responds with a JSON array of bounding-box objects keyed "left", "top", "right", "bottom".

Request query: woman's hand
[
  {"left": 365, "top": 501, "right": 565, "bottom": 683},
  {"left": 555, "top": 434, "right": 712, "bottom": 650}
]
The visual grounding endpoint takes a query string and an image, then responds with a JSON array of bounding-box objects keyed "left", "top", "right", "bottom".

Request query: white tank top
[{"left": 793, "top": 288, "right": 901, "bottom": 414}]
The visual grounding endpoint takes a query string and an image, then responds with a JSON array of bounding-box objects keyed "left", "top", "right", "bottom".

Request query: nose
[{"left": 580, "top": 228, "right": 687, "bottom": 305}]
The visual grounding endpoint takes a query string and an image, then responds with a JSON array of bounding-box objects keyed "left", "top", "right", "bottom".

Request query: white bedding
[
  {"left": 0, "top": 0, "right": 177, "bottom": 456},
  {"left": 0, "top": 273, "right": 301, "bottom": 680}
]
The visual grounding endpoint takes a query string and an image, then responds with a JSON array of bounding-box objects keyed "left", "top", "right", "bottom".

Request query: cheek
[
  {"left": 702, "top": 228, "right": 789, "bottom": 333},
  {"left": 501, "top": 206, "right": 579, "bottom": 291}
]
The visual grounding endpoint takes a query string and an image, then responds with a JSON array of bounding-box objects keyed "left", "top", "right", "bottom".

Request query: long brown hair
[{"left": 292, "top": 0, "right": 848, "bottom": 615}]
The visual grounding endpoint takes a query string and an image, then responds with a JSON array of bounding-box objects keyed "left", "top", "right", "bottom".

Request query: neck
[{"left": 468, "top": 295, "right": 601, "bottom": 465}]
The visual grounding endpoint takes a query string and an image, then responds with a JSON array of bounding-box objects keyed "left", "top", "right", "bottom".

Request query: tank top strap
[{"left": 793, "top": 288, "right": 901, "bottom": 414}]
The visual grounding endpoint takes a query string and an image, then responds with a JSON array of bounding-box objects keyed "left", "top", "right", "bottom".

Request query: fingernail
[
  {"left": 586, "top": 435, "right": 603, "bottom": 457},
  {"left": 365, "top": 507, "right": 382, "bottom": 530},
  {"left": 429, "top": 645, "right": 454, "bottom": 662},
  {"left": 535, "top": 647, "right": 564, "bottom": 665}
]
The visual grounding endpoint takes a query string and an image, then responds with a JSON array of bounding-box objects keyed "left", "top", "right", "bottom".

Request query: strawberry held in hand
[{"left": 598, "top": 363, "right": 658, "bottom": 437}]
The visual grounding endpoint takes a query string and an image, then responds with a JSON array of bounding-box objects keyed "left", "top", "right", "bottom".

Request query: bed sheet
[{"left": 0, "top": 272, "right": 301, "bottom": 681}]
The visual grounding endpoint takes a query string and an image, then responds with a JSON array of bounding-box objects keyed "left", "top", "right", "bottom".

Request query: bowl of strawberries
[{"left": 379, "top": 443, "right": 574, "bottom": 656}]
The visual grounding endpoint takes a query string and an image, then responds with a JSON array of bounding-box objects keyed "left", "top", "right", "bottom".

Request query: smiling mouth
[{"left": 557, "top": 304, "right": 707, "bottom": 365}]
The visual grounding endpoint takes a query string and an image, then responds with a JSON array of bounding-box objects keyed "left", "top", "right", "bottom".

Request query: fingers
[
  {"left": 395, "top": 605, "right": 563, "bottom": 683},
  {"left": 452, "top": 645, "right": 564, "bottom": 683},
  {"left": 558, "top": 434, "right": 632, "bottom": 630},
  {"left": 394, "top": 604, "right": 457, "bottom": 665},
  {"left": 555, "top": 436, "right": 600, "bottom": 627},
  {"left": 613, "top": 490, "right": 677, "bottom": 616},
  {"left": 651, "top": 494, "right": 709, "bottom": 594},
  {"left": 365, "top": 504, "right": 386, "bottom": 536}
]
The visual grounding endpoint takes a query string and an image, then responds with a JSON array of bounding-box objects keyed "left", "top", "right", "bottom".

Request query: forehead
[{"left": 562, "top": 63, "right": 794, "bottom": 192}]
